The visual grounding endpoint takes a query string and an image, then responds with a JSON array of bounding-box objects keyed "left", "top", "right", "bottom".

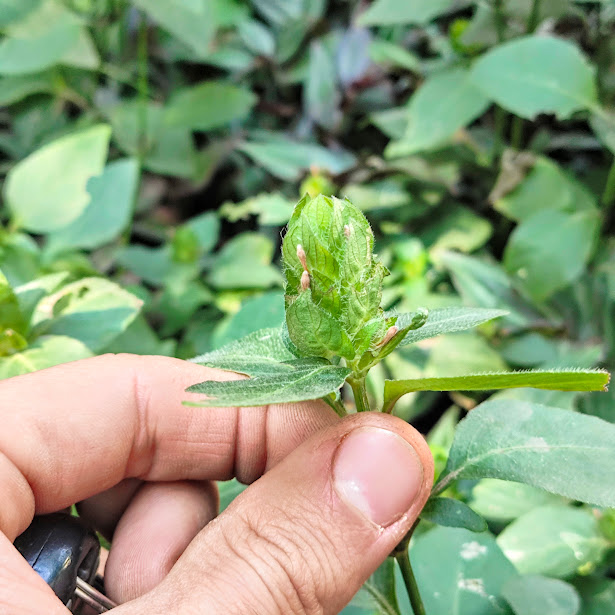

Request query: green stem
[
  {"left": 602, "top": 156, "right": 615, "bottom": 209},
  {"left": 526, "top": 0, "right": 541, "bottom": 34},
  {"left": 493, "top": 0, "right": 506, "bottom": 43},
  {"left": 396, "top": 550, "right": 426, "bottom": 615},
  {"left": 349, "top": 377, "right": 370, "bottom": 412},
  {"left": 510, "top": 115, "right": 524, "bottom": 150},
  {"left": 493, "top": 106, "right": 506, "bottom": 158},
  {"left": 136, "top": 11, "right": 149, "bottom": 162},
  {"left": 324, "top": 394, "right": 348, "bottom": 418}
]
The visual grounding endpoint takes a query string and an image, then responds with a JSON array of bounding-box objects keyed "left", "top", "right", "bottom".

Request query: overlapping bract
[{"left": 282, "top": 194, "right": 391, "bottom": 362}]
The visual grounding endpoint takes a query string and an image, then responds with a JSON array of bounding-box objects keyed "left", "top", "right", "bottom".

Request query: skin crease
[{"left": 0, "top": 354, "right": 433, "bottom": 615}]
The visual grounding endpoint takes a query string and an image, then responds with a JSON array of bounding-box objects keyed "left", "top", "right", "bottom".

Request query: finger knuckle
[{"left": 226, "top": 501, "right": 343, "bottom": 615}]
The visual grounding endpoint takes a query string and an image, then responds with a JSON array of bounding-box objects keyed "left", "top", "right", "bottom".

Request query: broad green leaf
[
  {"left": 368, "top": 39, "right": 421, "bottom": 72},
  {"left": 394, "top": 307, "right": 508, "bottom": 347},
  {"left": 0, "top": 18, "right": 79, "bottom": 75},
  {"left": 5, "top": 125, "right": 111, "bottom": 233},
  {"left": 0, "top": 0, "right": 41, "bottom": 27},
  {"left": 386, "top": 68, "right": 490, "bottom": 157},
  {"left": 207, "top": 232, "right": 283, "bottom": 289},
  {"left": 165, "top": 81, "right": 257, "bottom": 131},
  {"left": 502, "top": 575, "right": 580, "bottom": 615},
  {"left": 238, "top": 140, "right": 356, "bottom": 181},
  {"left": 305, "top": 41, "right": 341, "bottom": 130},
  {"left": 131, "top": 0, "right": 214, "bottom": 56},
  {"left": 220, "top": 192, "right": 295, "bottom": 226},
  {"left": 110, "top": 101, "right": 195, "bottom": 178},
  {"left": 185, "top": 211, "right": 220, "bottom": 253},
  {"left": 410, "top": 526, "right": 518, "bottom": 615},
  {"left": 31, "top": 278, "right": 142, "bottom": 352},
  {"left": 13, "top": 272, "right": 68, "bottom": 326},
  {"left": 238, "top": 19, "right": 275, "bottom": 57},
  {"left": 494, "top": 158, "right": 572, "bottom": 222},
  {"left": 0, "top": 270, "right": 26, "bottom": 337},
  {"left": 470, "top": 479, "right": 564, "bottom": 523},
  {"left": 48, "top": 159, "right": 139, "bottom": 250},
  {"left": 191, "top": 327, "right": 296, "bottom": 373},
  {"left": 421, "top": 497, "right": 488, "bottom": 532},
  {"left": 213, "top": 292, "right": 285, "bottom": 349},
  {"left": 470, "top": 36, "right": 598, "bottom": 120},
  {"left": 434, "top": 400, "right": 615, "bottom": 508},
  {"left": 422, "top": 206, "right": 492, "bottom": 254},
  {"left": 337, "top": 28, "right": 371, "bottom": 88},
  {"left": 497, "top": 506, "right": 608, "bottom": 578},
  {"left": 186, "top": 356, "right": 350, "bottom": 407},
  {"left": 504, "top": 209, "right": 600, "bottom": 303},
  {"left": 342, "top": 559, "right": 400, "bottom": 615},
  {"left": 102, "top": 316, "right": 176, "bottom": 358},
  {"left": 438, "top": 251, "right": 540, "bottom": 328},
  {"left": 0, "top": 73, "right": 54, "bottom": 106},
  {"left": 0, "top": 335, "right": 92, "bottom": 380},
  {"left": 383, "top": 369, "right": 608, "bottom": 412},
  {"left": 424, "top": 334, "right": 508, "bottom": 378},
  {"left": 359, "top": 0, "right": 458, "bottom": 26}
]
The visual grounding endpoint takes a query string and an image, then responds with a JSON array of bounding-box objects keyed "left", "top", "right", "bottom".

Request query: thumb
[{"left": 117, "top": 413, "right": 433, "bottom": 615}]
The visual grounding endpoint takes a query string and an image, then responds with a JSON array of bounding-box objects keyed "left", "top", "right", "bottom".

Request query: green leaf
[
  {"left": 110, "top": 101, "right": 195, "bottom": 178},
  {"left": 305, "top": 41, "right": 341, "bottom": 130},
  {"left": 410, "top": 526, "right": 518, "bottom": 615},
  {"left": 470, "top": 479, "right": 565, "bottom": 523},
  {"left": 191, "top": 327, "right": 296, "bottom": 373},
  {"left": 187, "top": 356, "right": 350, "bottom": 407},
  {"left": 421, "top": 497, "right": 488, "bottom": 532},
  {"left": 13, "top": 272, "right": 68, "bottom": 325},
  {"left": 368, "top": 39, "right": 421, "bottom": 72},
  {"left": 342, "top": 559, "right": 400, "bottom": 615},
  {"left": 5, "top": 125, "right": 111, "bottom": 233},
  {"left": 502, "top": 575, "right": 580, "bottom": 615},
  {"left": 213, "top": 292, "right": 285, "bottom": 349},
  {"left": 165, "top": 81, "right": 257, "bottom": 131},
  {"left": 359, "top": 0, "right": 458, "bottom": 26},
  {"left": 31, "top": 278, "right": 142, "bottom": 352},
  {"left": 434, "top": 400, "right": 615, "bottom": 508},
  {"left": 470, "top": 36, "right": 598, "bottom": 120},
  {"left": 394, "top": 307, "right": 508, "bottom": 347},
  {"left": 0, "top": 73, "right": 54, "bottom": 106},
  {"left": 0, "top": 269, "right": 26, "bottom": 337},
  {"left": 220, "top": 192, "right": 295, "bottom": 226},
  {"left": 494, "top": 158, "right": 573, "bottom": 222},
  {"left": 48, "top": 158, "right": 139, "bottom": 250},
  {"left": 504, "top": 209, "right": 600, "bottom": 303},
  {"left": 131, "top": 0, "right": 214, "bottom": 56},
  {"left": 0, "top": 0, "right": 41, "bottom": 28},
  {"left": 497, "top": 505, "right": 608, "bottom": 578},
  {"left": 386, "top": 68, "right": 490, "bottom": 157},
  {"left": 208, "top": 232, "right": 283, "bottom": 289},
  {"left": 238, "top": 140, "right": 356, "bottom": 181},
  {"left": 383, "top": 369, "right": 608, "bottom": 412},
  {"left": 0, "top": 18, "right": 79, "bottom": 75},
  {"left": 0, "top": 335, "right": 93, "bottom": 380}
]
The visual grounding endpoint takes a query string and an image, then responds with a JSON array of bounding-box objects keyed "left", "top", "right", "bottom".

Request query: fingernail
[{"left": 333, "top": 427, "right": 424, "bottom": 527}]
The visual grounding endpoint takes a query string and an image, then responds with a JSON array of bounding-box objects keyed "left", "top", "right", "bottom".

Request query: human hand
[{"left": 0, "top": 354, "right": 433, "bottom": 614}]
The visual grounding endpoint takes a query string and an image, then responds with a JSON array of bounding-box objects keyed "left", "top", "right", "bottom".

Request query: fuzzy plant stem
[
  {"left": 348, "top": 377, "right": 370, "bottom": 412},
  {"left": 396, "top": 550, "right": 426, "bottom": 615}
]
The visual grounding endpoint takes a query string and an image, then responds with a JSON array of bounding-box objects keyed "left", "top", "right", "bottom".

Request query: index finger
[{"left": 0, "top": 354, "right": 337, "bottom": 540}]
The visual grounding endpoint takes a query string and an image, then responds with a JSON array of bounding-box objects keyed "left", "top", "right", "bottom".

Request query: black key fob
[{"left": 14, "top": 513, "right": 101, "bottom": 608}]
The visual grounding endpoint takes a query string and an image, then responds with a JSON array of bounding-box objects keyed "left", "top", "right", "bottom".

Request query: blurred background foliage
[{"left": 3, "top": 0, "right": 615, "bottom": 613}]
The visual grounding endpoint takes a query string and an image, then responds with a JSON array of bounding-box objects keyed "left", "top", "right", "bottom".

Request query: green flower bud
[{"left": 282, "top": 194, "right": 390, "bottom": 363}]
